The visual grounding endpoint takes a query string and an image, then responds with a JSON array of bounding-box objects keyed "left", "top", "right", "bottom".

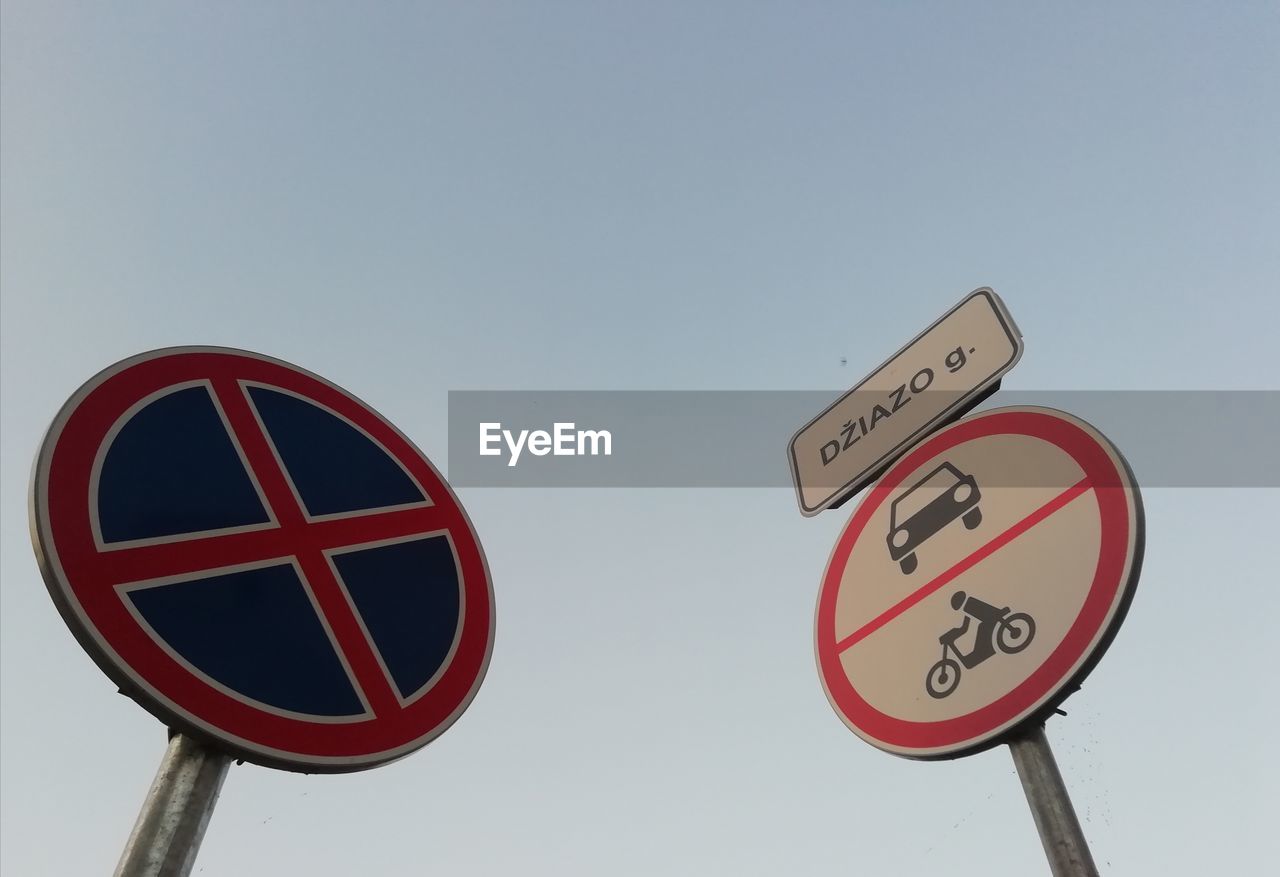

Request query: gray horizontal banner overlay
[{"left": 446, "top": 391, "right": 1280, "bottom": 488}]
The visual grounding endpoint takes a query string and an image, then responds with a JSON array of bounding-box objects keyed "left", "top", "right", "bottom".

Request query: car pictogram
[{"left": 886, "top": 461, "right": 982, "bottom": 574}]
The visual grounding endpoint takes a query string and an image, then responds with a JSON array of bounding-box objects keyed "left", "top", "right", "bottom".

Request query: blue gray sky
[{"left": 2, "top": 3, "right": 1277, "bottom": 875}]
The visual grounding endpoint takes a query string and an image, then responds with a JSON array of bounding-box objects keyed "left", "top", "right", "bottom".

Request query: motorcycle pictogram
[{"left": 925, "top": 591, "right": 1036, "bottom": 699}]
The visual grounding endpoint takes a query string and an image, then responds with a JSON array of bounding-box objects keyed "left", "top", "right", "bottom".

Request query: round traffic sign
[
  {"left": 815, "top": 406, "right": 1142, "bottom": 759},
  {"left": 31, "top": 347, "right": 495, "bottom": 772}
]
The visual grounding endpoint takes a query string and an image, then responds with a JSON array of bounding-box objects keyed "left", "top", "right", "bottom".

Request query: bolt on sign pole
[
  {"left": 32, "top": 347, "right": 496, "bottom": 874},
  {"left": 1008, "top": 724, "right": 1100, "bottom": 877},
  {"left": 115, "top": 733, "right": 231, "bottom": 877}
]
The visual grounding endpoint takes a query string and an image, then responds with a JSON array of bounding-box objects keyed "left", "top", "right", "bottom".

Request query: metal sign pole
[
  {"left": 1008, "top": 724, "right": 1099, "bottom": 877},
  {"left": 115, "top": 732, "right": 232, "bottom": 877}
]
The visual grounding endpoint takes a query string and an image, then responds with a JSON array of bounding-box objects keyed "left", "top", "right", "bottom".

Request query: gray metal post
[
  {"left": 114, "top": 732, "right": 232, "bottom": 877},
  {"left": 1008, "top": 724, "right": 1100, "bottom": 877}
]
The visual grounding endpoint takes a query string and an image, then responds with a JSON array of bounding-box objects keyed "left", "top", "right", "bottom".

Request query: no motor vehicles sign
[{"left": 815, "top": 406, "right": 1142, "bottom": 759}]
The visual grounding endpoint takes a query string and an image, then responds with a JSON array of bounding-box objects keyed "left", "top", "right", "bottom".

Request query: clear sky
[{"left": 2, "top": 3, "right": 1277, "bottom": 875}]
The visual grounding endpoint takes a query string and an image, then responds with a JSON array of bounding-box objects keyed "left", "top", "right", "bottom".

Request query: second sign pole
[{"left": 1008, "top": 724, "right": 1100, "bottom": 877}]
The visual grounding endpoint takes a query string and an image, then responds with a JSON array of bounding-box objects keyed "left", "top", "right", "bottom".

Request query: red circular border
[
  {"left": 815, "top": 408, "right": 1136, "bottom": 755},
  {"left": 34, "top": 349, "right": 494, "bottom": 769}
]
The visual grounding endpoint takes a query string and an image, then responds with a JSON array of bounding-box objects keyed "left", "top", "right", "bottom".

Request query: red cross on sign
[{"left": 31, "top": 347, "right": 495, "bottom": 772}]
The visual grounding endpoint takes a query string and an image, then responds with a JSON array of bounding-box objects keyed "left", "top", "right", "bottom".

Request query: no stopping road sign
[
  {"left": 815, "top": 406, "right": 1142, "bottom": 759},
  {"left": 31, "top": 347, "right": 495, "bottom": 772}
]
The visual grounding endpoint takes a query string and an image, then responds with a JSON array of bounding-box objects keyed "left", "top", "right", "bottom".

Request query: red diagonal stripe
[
  {"left": 211, "top": 377, "right": 401, "bottom": 716},
  {"left": 96, "top": 506, "right": 453, "bottom": 587},
  {"left": 835, "top": 478, "right": 1093, "bottom": 654},
  {"left": 305, "top": 505, "right": 454, "bottom": 550},
  {"left": 97, "top": 528, "right": 295, "bottom": 586}
]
